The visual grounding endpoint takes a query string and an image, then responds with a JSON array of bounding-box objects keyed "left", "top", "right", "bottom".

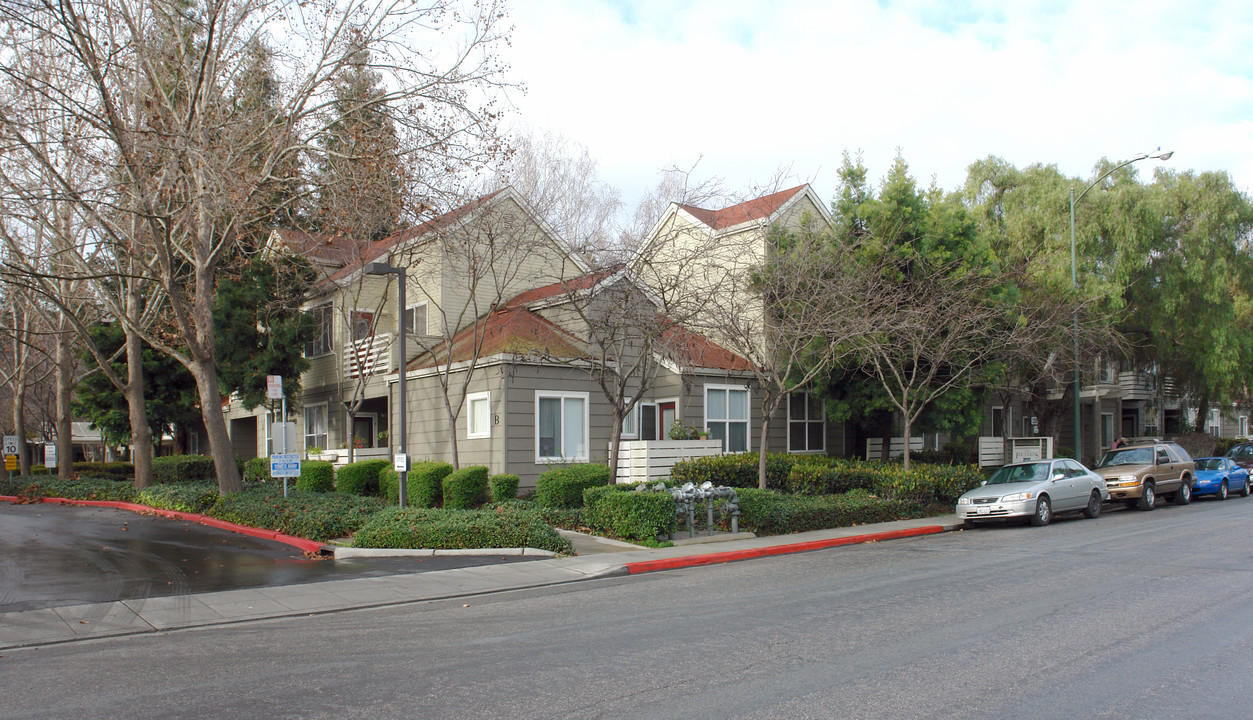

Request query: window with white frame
[
  {"left": 1240, "top": 416, "right": 1249, "bottom": 437},
  {"left": 788, "top": 391, "right": 825, "bottom": 453},
  {"left": 536, "top": 392, "right": 588, "bottom": 461},
  {"left": 304, "top": 404, "right": 328, "bottom": 450},
  {"left": 467, "top": 391, "right": 491, "bottom": 439},
  {"left": 991, "top": 406, "right": 1005, "bottom": 438},
  {"left": 350, "top": 310, "right": 374, "bottom": 341},
  {"left": 264, "top": 410, "right": 276, "bottom": 456},
  {"left": 304, "top": 303, "right": 333, "bottom": 357},
  {"left": 706, "top": 384, "right": 749, "bottom": 453},
  {"left": 620, "top": 402, "right": 639, "bottom": 439},
  {"left": 403, "top": 302, "right": 427, "bottom": 336},
  {"left": 1207, "top": 409, "right": 1221, "bottom": 436}
]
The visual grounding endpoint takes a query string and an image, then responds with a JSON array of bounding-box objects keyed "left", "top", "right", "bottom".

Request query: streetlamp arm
[{"left": 1074, "top": 149, "right": 1173, "bottom": 206}]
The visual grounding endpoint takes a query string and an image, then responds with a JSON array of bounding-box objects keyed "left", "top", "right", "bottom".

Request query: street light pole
[
  {"left": 364, "top": 261, "right": 408, "bottom": 507},
  {"left": 1069, "top": 149, "right": 1173, "bottom": 462}
]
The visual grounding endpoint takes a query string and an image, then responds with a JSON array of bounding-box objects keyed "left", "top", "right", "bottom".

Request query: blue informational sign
[{"left": 270, "top": 454, "right": 301, "bottom": 478}]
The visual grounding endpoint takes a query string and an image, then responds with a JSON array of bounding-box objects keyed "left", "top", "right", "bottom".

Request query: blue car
[{"left": 1191, "top": 457, "right": 1250, "bottom": 500}]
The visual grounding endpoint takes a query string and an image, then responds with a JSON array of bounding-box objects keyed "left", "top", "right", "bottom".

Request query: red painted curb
[
  {"left": 2, "top": 494, "right": 325, "bottom": 554},
  {"left": 624, "top": 525, "right": 946, "bottom": 574}
]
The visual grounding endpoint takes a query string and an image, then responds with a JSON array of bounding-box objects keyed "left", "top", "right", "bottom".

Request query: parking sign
[{"left": 270, "top": 453, "right": 301, "bottom": 478}]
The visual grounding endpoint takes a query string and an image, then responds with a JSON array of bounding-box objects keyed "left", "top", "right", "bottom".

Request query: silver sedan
[{"left": 957, "top": 458, "right": 1111, "bottom": 528}]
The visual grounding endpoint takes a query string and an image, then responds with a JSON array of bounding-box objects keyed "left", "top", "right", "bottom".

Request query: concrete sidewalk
[{"left": 0, "top": 515, "right": 961, "bottom": 651}]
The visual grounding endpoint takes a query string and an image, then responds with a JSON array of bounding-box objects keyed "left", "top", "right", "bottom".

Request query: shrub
[
  {"left": 442, "top": 466, "right": 490, "bottom": 509},
  {"left": 242, "top": 457, "right": 271, "bottom": 484},
  {"left": 351, "top": 505, "right": 571, "bottom": 553},
  {"left": 7, "top": 476, "right": 138, "bottom": 502},
  {"left": 534, "top": 464, "right": 611, "bottom": 508},
  {"left": 295, "top": 461, "right": 335, "bottom": 493},
  {"left": 152, "top": 455, "right": 218, "bottom": 484},
  {"left": 735, "top": 487, "right": 924, "bottom": 535},
  {"left": 870, "top": 463, "right": 985, "bottom": 504},
  {"left": 669, "top": 452, "right": 793, "bottom": 490},
  {"left": 489, "top": 473, "right": 520, "bottom": 502},
  {"left": 72, "top": 462, "right": 135, "bottom": 482},
  {"left": 380, "top": 466, "right": 399, "bottom": 503},
  {"left": 136, "top": 482, "right": 219, "bottom": 514},
  {"left": 209, "top": 484, "right": 385, "bottom": 541},
  {"left": 583, "top": 485, "right": 676, "bottom": 542},
  {"left": 30, "top": 465, "right": 50, "bottom": 476},
  {"left": 336, "top": 459, "right": 391, "bottom": 496},
  {"left": 409, "top": 461, "right": 454, "bottom": 508}
]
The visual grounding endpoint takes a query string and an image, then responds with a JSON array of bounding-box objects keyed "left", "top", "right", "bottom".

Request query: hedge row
[
  {"left": 735, "top": 487, "right": 926, "bottom": 535},
  {"left": 209, "top": 484, "right": 386, "bottom": 541},
  {"left": 534, "top": 464, "right": 612, "bottom": 508},
  {"left": 351, "top": 505, "right": 572, "bottom": 553},
  {"left": 336, "top": 459, "right": 391, "bottom": 496},
  {"left": 669, "top": 452, "right": 795, "bottom": 489},
  {"left": 582, "top": 485, "right": 676, "bottom": 542},
  {"left": 442, "top": 466, "right": 490, "bottom": 510}
]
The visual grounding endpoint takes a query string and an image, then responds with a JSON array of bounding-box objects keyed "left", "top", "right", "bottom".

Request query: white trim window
[
  {"left": 264, "top": 410, "right": 276, "bottom": 456},
  {"left": 706, "top": 384, "right": 749, "bottom": 453},
  {"left": 788, "top": 391, "right": 825, "bottom": 453},
  {"left": 467, "top": 391, "right": 491, "bottom": 439},
  {"left": 536, "top": 391, "right": 588, "bottom": 462},
  {"left": 1240, "top": 415, "right": 1249, "bottom": 437},
  {"left": 350, "top": 309, "right": 375, "bottom": 341},
  {"left": 304, "top": 404, "right": 328, "bottom": 450},
  {"left": 404, "top": 302, "right": 427, "bottom": 336},
  {"left": 1207, "top": 409, "right": 1221, "bottom": 437},
  {"left": 304, "top": 303, "right": 333, "bottom": 357},
  {"left": 620, "top": 401, "right": 639, "bottom": 439}
]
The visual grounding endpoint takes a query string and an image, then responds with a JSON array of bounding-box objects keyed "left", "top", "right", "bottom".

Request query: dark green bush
[
  {"left": 870, "top": 463, "right": 985, "bottom": 504},
  {"left": 442, "top": 466, "right": 490, "bottom": 509},
  {"left": 336, "top": 459, "right": 391, "bottom": 496},
  {"left": 30, "top": 465, "right": 50, "bottom": 476},
  {"left": 494, "top": 499, "right": 583, "bottom": 530},
  {"left": 351, "top": 505, "right": 571, "bottom": 553},
  {"left": 583, "top": 485, "right": 676, "bottom": 542},
  {"left": 669, "top": 452, "right": 793, "bottom": 490},
  {"left": 242, "top": 457, "right": 271, "bottom": 483},
  {"left": 152, "top": 455, "right": 218, "bottom": 484},
  {"left": 8, "top": 476, "right": 138, "bottom": 502},
  {"left": 489, "top": 473, "right": 520, "bottom": 502},
  {"left": 380, "top": 466, "right": 399, "bottom": 503},
  {"left": 294, "top": 461, "right": 335, "bottom": 493},
  {"left": 735, "top": 487, "right": 924, "bottom": 535},
  {"left": 209, "top": 484, "right": 385, "bottom": 541},
  {"left": 534, "top": 464, "right": 611, "bottom": 508},
  {"left": 136, "top": 482, "right": 219, "bottom": 514},
  {"left": 71, "top": 462, "right": 135, "bottom": 482},
  {"left": 409, "top": 461, "right": 453, "bottom": 508}
]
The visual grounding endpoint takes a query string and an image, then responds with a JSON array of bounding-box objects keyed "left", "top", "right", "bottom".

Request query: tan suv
[{"left": 1092, "top": 440, "right": 1195, "bottom": 510}]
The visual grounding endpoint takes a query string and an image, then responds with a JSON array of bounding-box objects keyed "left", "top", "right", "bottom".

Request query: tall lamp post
[
  {"left": 364, "top": 261, "right": 409, "bottom": 507},
  {"left": 1069, "top": 148, "right": 1173, "bottom": 462}
]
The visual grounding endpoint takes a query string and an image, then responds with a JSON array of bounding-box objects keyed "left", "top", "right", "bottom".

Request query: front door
[
  {"left": 352, "top": 416, "right": 375, "bottom": 448},
  {"left": 659, "top": 402, "right": 677, "bottom": 439}
]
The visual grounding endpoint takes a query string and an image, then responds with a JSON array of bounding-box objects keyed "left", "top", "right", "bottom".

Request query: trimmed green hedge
[
  {"left": 3, "top": 476, "right": 138, "bottom": 502},
  {"left": 490, "top": 473, "right": 520, "bottom": 502},
  {"left": 336, "top": 459, "right": 391, "bottom": 496},
  {"left": 669, "top": 452, "right": 794, "bottom": 490},
  {"left": 351, "top": 505, "right": 571, "bottom": 553},
  {"left": 136, "top": 482, "right": 219, "bottom": 514},
  {"left": 534, "top": 464, "right": 612, "bottom": 508},
  {"left": 242, "top": 457, "right": 271, "bottom": 483},
  {"left": 735, "top": 487, "right": 924, "bottom": 535},
  {"left": 70, "top": 462, "right": 135, "bottom": 482},
  {"left": 152, "top": 455, "right": 218, "bottom": 484},
  {"left": 410, "top": 461, "right": 454, "bottom": 508},
  {"left": 209, "top": 484, "right": 385, "bottom": 541},
  {"left": 583, "top": 485, "right": 676, "bottom": 542},
  {"left": 295, "top": 461, "right": 335, "bottom": 493},
  {"left": 442, "top": 466, "right": 490, "bottom": 509}
]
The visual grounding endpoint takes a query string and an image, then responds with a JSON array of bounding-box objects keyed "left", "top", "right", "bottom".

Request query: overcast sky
[{"left": 503, "top": 0, "right": 1253, "bottom": 209}]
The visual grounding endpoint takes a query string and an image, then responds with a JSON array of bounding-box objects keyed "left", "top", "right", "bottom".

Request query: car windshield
[
  {"left": 1196, "top": 458, "right": 1224, "bottom": 470},
  {"left": 1229, "top": 445, "right": 1253, "bottom": 459},
  {"left": 1096, "top": 447, "right": 1153, "bottom": 468},
  {"left": 986, "top": 462, "right": 1050, "bottom": 485}
]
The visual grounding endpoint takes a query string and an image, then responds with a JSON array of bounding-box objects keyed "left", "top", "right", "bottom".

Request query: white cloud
[{"left": 504, "top": 0, "right": 1253, "bottom": 206}]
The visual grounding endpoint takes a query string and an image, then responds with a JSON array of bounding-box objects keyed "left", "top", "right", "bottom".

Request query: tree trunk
[
  {"left": 607, "top": 412, "right": 623, "bottom": 482},
  {"left": 55, "top": 315, "right": 73, "bottom": 480},
  {"left": 124, "top": 322, "right": 155, "bottom": 489},
  {"left": 13, "top": 374, "right": 29, "bottom": 477},
  {"left": 188, "top": 359, "right": 242, "bottom": 494},
  {"left": 901, "top": 414, "right": 913, "bottom": 471}
]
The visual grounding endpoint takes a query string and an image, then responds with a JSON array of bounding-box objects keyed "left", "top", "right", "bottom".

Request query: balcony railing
[{"left": 345, "top": 333, "right": 391, "bottom": 378}]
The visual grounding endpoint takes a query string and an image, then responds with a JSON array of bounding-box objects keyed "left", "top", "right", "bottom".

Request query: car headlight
[
  {"left": 1001, "top": 492, "right": 1034, "bottom": 503},
  {"left": 1119, "top": 475, "right": 1138, "bottom": 483},
  {"left": 957, "top": 497, "right": 971, "bottom": 505}
]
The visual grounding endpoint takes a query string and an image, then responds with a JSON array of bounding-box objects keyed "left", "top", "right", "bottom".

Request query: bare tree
[{"left": 0, "top": 0, "right": 514, "bottom": 493}]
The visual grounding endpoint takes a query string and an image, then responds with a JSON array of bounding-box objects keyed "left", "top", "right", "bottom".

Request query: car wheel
[
  {"left": 1216, "top": 480, "right": 1228, "bottom": 501},
  {"left": 1240, "top": 479, "right": 1251, "bottom": 498},
  {"left": 1082, "top": 490, "right": 1102, "bottom": 519},
  {"left": 1137, "top": 481, "right": 1156, "bottom": 511},
  {"left": 1029, "top": 495, "right": 1052, "bottom": 526},
  {"left": 1174, "top": 479, "right": 1192, "bottom": 505},
  {"left": 963, "top": 519, "right": 978, "bottom": 530}
]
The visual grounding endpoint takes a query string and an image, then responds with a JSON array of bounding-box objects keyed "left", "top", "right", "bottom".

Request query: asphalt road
[
  {"left": 4, "top": 496, "right": 1252, "bottom": 719},
  {"left": 0, "top": 503, "right": 537, "bottom": 612}
]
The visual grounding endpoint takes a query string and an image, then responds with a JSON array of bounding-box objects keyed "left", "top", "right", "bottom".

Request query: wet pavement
[{"left": 0, "top": 503, "right": 538, "bottom": 612}]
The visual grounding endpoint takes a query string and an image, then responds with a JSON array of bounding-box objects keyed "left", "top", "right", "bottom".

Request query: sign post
[
  {"left": 270, "top": 453, "right": 300, "bottom": 498},
  {"left": 3, "top": 435, "right": 17, "bottom": 479},
  {"left": 45, "top": 442, "right": 57, "bottom": 470}
]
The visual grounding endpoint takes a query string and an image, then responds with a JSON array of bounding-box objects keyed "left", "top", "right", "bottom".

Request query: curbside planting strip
[
  {"left": 622, "top": 525, "right": 948, "bottom": 574},
  {"left": 0, "top": 495, "right": 328, "bottom": 555}
]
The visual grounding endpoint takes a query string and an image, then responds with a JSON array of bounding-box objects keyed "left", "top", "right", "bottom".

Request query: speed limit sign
[{"left": 3, "top": 435, "right": 17, "bottom": 456}]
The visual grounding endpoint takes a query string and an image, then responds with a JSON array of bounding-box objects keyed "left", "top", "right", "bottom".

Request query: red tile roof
[
  {"left": 679, "top": 185, "right": 806, "bottom": 231},
  {"left": 504, "top": 266, "right": 624, "bottom": 307},
  {"left": 406, "top": 305, "right": 585, "bottom": 370},
  {"left": 661, "top": 325, "right": 755, "bottom": 371}
]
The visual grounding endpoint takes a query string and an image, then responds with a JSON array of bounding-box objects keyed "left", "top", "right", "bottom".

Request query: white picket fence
[{"left": 614, "top": 440, "right": 724, "bottom": 483}]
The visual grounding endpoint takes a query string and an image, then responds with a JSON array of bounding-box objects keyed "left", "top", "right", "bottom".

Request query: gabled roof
[
  {"left": 660, "top": 325, "right": 755, "bottom": 372},
  {"left": 678, "top": 185, "right": 807, "bottom": 231},
  {"left": 503, "top": 265, "right": 626, "bottom": 308},
  {"left": 406, "top": 305, "right": 586, "bottom": 371},
  {"left": 268, "top": 229, "right": 362, "bottom": 269}
]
